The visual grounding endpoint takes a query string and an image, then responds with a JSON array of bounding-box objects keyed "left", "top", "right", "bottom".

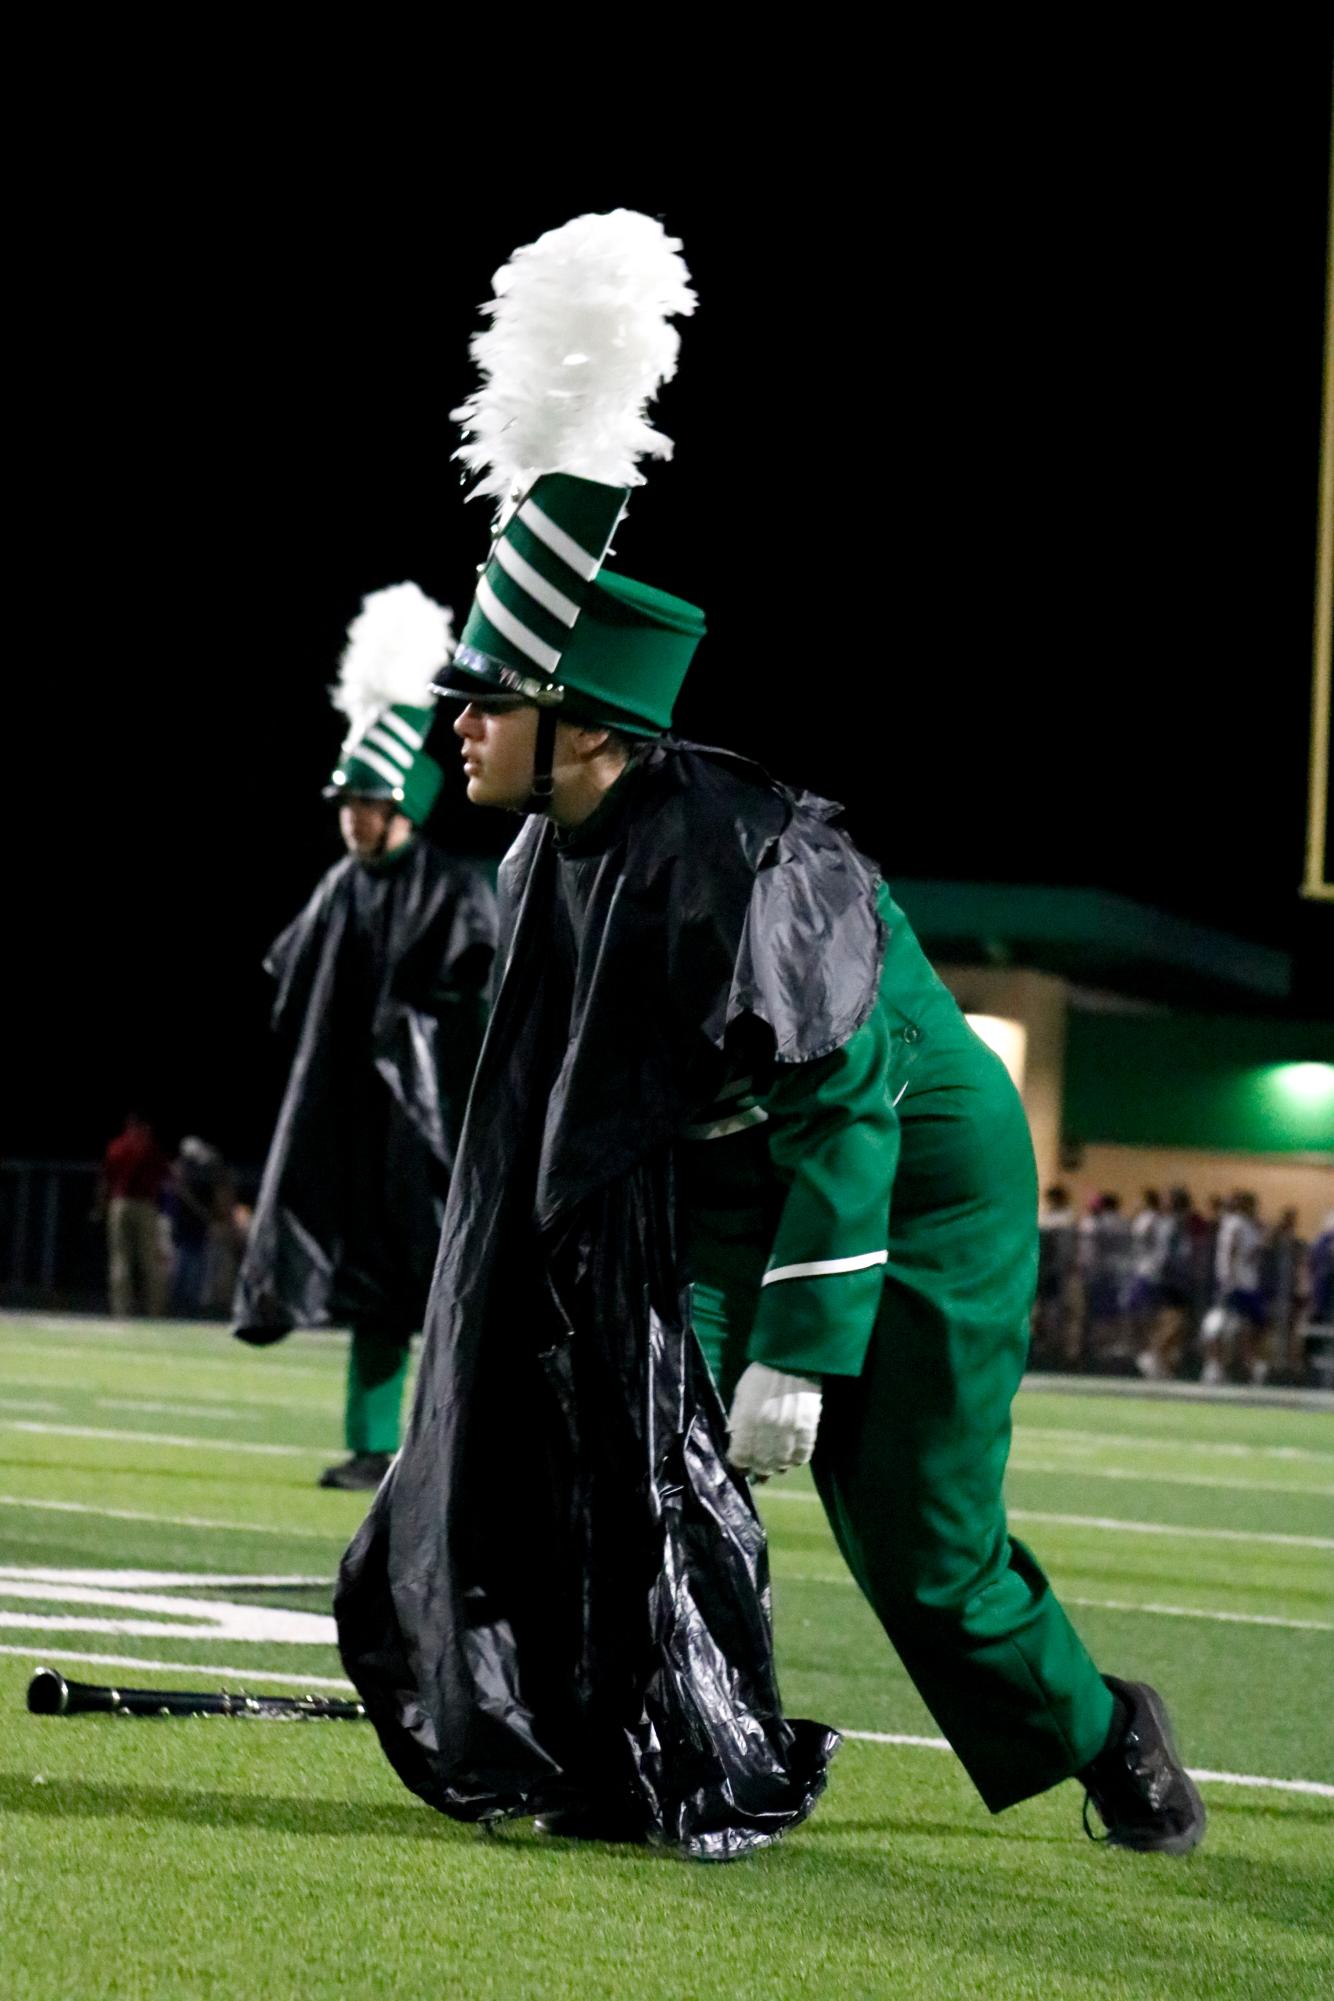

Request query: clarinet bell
[{"left": 27, "top": 1668, "right": 72, "bottom": 1716}]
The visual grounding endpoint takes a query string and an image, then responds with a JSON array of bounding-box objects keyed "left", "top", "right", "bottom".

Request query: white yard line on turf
[
  {"left": 837, "top": 1731, "right": 1334, "bottom": 1799},
  {"left": 0, "top": 1568, "right": 328, "bottom": 1588},
  {"left": 40, "top": 1424, "right": 1324, "bottom": 1488},
  {"left": 3, "top": 1315, "right": 344, "bottom": 1348},
  {"left": 0, "top": 1569, "right": 337, "bottom": 1646},
  {"left": 0, "top": 1496, "right": 345, "bottom": 1539},
  {"left": 4, "top": 1641, "right": 1327, "bottom": 1800},
  {"left": 1013, "top": 1427, "right": 1334, "bottom": 1464},
  {"left": 1060, "top": 1595, "right": 1331, "bottom": 1632},
  {"left": 760, "top": 1490, "right": 1334, "bottom": 1550},
  {"left": 0, "top": 1645, "right": 354, "bottom": 1690},
  {"left": 0, "top": 1580, "right": 335, "bottom": 1645},
  {"left": 1185, "top": 1768, "right": 1334, "bottom": 1797},
  {"left": 1, "top": 1423, "right": 330, "bottom": 1458},
  {"left": 98, "top": 1400, "right": 250, "bottom": 1421},
  {"left": 776, "top": 1573, "right": 1331, "bottom": 1632},
  {"left": 1011, "top": 1508, "right": 1334, "bottom": 1550},
  {"left": 5, "top": 1491, "right": 1324, "bottom": 1634},
  {"left": 0, "top": 1344, "right": 336, "bottom": 1381},
  {"left": 3, "top": 1316, "right": 190, "bottom": 1339},
  {"left": 0, "top": 1615, "right": 332, "bottom": 1642},
  {"left": 24, "top": 1488, "right": 1327, "bottom": 1559},
  {"left": 0, "top": 1383, "right": 338, "bottom": 1414},
  {"left": 1020, "top": 1373, "right": 1334, "bottom": 1412},
  {"left": 95, "top": 1389, "right": 337, "bottom": 1412},
  {"left": 1008, "top": 1459, "right": 1334, "bottom": 1496}
]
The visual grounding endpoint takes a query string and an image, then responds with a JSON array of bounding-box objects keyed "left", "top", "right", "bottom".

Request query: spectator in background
[
  {"left": 1311, "top": 1211, "right": 1334, "bottom": 1325},
  {"left": 1203, "top": 1191, "right": 1268, "bottom": 1385},
  {"left": 1035, "top": 1185, "right": 1079, "bottom": 1359},
  {"left": 1137, "top": 1187, "right": 1197, "bottom": 1380},
  {"left": 1305, "top": 1211, "right": 1334, "bottom": 1388},
  {"left": 1078, "top": 1193, "right": 1131, "bottom": 1363},
  {"left": 1264, "top": 1207, "right": 1308, "bottom": 1375},
  {"left": 1040, "top": 1185, "right": 1077, "bottom": 1228},
  {"left": 1199, "top": 1195, "right": 1227, "bottom": 1321},
  {"left": 1129, "top": 1189, "right": 1162, "bottom": 1254},
  {"left": 201, "top": 1162, "right": 244, "bottom": 1315},
  {"left": 1191, "top": 1193, "right": 1225, "bottom": 1363},
  {"left": 168, "top": 1137, "right": 224, "bottom": 1316},
  {"left": 98, "top": 1111, "right": 169, "bottom": 1317},
  {"left": 1125, "top": 1189, "right": 1166, "bottom": 1349}
]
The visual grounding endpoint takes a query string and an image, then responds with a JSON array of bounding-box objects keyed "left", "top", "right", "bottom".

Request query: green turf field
[{"left": 0, "top": 1315, "right": 1330, "bottom": 2000}]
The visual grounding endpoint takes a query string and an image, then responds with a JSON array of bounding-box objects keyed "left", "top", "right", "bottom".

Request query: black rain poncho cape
[
  {"left": 234, "top": 839, "right": 496, "bottom": 1338},
  {"left": 335, "top": 743, "right": 887, "bottom": 1859}
]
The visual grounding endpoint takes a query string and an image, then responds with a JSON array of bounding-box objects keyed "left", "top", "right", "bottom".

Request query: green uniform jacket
[{"left": 686, "top": 883, "right": 1035, "bottom": 1387}]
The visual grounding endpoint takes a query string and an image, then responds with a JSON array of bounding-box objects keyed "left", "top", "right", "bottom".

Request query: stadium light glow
[
  {"left": 1248, "top": 1061, "right": 1334, "bottom": 1149},
  {"left": 1267, "top": 1062, "right": 1334, "bottom": 1108},
  {"left": 965, "top": 1014, "right": 1028, "bottom": 1090}
]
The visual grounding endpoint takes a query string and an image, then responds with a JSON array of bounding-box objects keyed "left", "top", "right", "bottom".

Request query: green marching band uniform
[
  {"left": 233, "top": 585, "right": 497, "bottom": 1489},
  {"left": 463, "top": 474, "right": 1112, "bottom": 1810},
  {"left": 336, "top": 213, "right": 1205, "bottom": 1856}
]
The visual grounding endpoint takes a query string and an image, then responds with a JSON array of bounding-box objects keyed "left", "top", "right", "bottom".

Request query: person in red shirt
[{"left": 100, "top": 1113, "right": 170, "bottom": 1317}]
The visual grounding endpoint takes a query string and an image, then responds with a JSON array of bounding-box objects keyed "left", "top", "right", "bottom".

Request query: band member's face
[
  {"left": 339, "top": 797, "right": 399, "bottom": 858},
  {"left": 454, "top": 701, "right": 539, "bottom": 809}
]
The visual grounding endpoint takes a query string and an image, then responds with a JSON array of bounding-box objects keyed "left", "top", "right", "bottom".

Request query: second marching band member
[{"left": 234, "top": 585, "right": 497, "bottom": 1489}]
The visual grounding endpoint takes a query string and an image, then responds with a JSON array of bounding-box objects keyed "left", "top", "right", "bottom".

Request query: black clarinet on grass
[{"left": 26, "top": 1667, "right": 367, "bottom": 1721}]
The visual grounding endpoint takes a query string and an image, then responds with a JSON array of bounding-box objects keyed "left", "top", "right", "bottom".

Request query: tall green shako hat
[
  {"left": 436, "top": 211, "right": 705, "bottom": 771},
  {"left": 325, "top": 583, "right": 454, "bottom": 825}
]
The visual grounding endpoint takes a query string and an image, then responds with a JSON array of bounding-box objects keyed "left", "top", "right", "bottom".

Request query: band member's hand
[{"left": 726, "top": 1362, "right": 822, "bottom": 1478}]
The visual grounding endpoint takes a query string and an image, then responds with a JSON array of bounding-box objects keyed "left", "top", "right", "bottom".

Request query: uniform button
[{"left": 902, "top": 1025, "right": 920, "bottom": 1043}]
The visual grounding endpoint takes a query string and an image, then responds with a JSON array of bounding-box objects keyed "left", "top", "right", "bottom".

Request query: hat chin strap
[
  {"left": 368, "top": 814, "right": 401, "bottom": 860},
  {"left": 527, "top": 705, "right": 560, "bottom": 816}
]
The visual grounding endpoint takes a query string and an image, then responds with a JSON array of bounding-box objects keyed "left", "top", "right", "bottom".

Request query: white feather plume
[
  {"left": 330, "top": 582, "right": 454, "bottom": 741},
  {"left": 453, "top": 209, "right": 696, "bottom": 519}
]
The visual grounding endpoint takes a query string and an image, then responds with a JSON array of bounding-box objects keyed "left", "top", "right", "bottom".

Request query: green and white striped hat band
[
  {"left": 439, "top": 472, "right": 707, "bottom": 733},
  {"left": 452, "top": 473, "right": 628, "bottom": 698},
  {"left": 324, "top": 701, "right": 443, "bottom": 823},
  {"left": 337, "top": 705, "right": 427, "bottom": 789}
]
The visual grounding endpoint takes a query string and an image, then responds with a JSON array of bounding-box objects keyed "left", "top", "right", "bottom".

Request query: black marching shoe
[
  {"left": 318, "top": 1452, "right": 392, "bottom": 1492},
  {"left": 1082, "top": 1675, "right": 1206, "bottom": 1855}
]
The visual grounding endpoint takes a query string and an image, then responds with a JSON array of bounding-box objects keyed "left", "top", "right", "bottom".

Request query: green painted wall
[{"left": 1063, "top": 1013, "right": 1334, "bottom": 1154}]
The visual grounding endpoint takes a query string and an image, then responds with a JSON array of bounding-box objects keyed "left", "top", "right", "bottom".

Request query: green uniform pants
[
  {"left": 345, "top": 1327, "right": 411, "bottom": 1455},
  {"left": 688, "top": 903, "right": 1113, "bottom": 1813}
]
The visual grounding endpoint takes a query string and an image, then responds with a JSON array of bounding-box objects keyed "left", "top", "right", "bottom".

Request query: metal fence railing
[
  {"left": 1, "top": 1160, "right": 105, "bottom": 1308},
  {"left": 0, "top": 1160, "right": 257, "bottom": 1315},
  {"left": 5, "top": 1159, "right": 1333, "bottom": 1384}
]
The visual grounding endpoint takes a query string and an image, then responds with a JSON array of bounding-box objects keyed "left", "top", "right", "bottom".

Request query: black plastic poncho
[
  {"left": 335, "top": 744, "right": 886, "bottom": 1858},
  {"left": 234, "top": 838, "right": 496, "bottom": 1338}
]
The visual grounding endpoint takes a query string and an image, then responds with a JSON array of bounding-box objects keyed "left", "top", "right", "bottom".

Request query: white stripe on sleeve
[{"left": 761, "top": 1251, "right": 889, "bottom": 1286}]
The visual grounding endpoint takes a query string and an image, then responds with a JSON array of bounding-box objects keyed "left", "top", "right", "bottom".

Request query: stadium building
[{"left": 896, "top": 880, "right": 1334, "bottom": 1233}]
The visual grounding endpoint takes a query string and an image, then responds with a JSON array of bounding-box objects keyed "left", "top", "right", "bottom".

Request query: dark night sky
[{"left": 12, "top": 29, "right": 1334, "bottom": 1162}]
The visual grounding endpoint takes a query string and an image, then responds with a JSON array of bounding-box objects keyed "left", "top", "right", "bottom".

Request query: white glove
[{"left": 726, "top": 1362, "right": 822, "bottom": 1478}]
